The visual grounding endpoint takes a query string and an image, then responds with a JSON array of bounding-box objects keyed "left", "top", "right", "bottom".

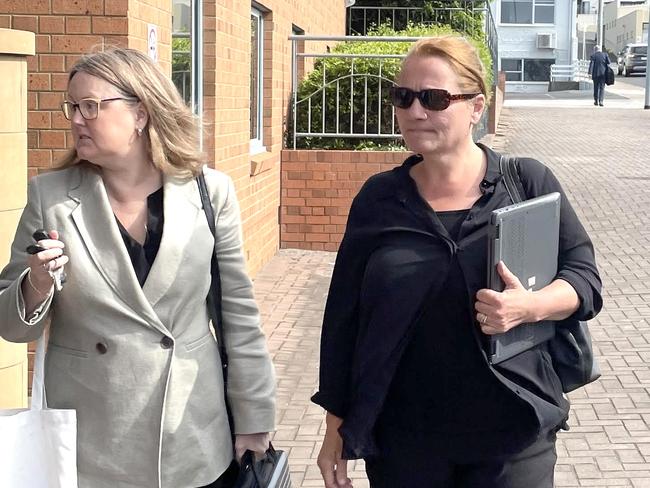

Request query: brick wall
[
  {"left": 1, "top": 0, "right": 346, "bottom": 276},
  {"left": 0, "top": 0, "right": 171, "bottom": 180},
  {"left": 203, "top": 0, "right": 346, "bottom": 275},
  {"left": 488, "top": 71, "right": 506, "bottom": 135},
  {"left": 280, "top": 150, "right": 411, "bottom": 251}
]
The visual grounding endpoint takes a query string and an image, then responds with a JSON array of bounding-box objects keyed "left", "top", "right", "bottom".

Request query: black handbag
[
  {"left": 605, "top": 65, "right": 615, "bottom": 86},
  {"left": 499, "top": 155, "right": 601, "bottom": 393},
  {"left": 196, "top": 172, "right": 292, "bottom": 488}
]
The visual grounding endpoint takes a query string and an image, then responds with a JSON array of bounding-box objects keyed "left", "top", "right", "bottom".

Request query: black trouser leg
[
  {"left": 365, "top": 431, "right": 557, "bottom": 488},
  {"left": 457, "top": 431, "right": 557, "bottom": 488},
  {"left": 594, "top": 77, "right": 605, "bottom": 104}
]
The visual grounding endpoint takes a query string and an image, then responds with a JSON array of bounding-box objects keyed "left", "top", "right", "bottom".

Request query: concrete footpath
[{"left": 256, "top": 78, "right": 650, "bottom": 487}]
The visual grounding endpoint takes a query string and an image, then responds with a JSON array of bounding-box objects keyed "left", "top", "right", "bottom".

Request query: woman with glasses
[
  {"left": 0, "top": 48, "right": 276, "bottom": 487},
  {"left": 313, "top": 36, "right": 602, "bottom": 488}
]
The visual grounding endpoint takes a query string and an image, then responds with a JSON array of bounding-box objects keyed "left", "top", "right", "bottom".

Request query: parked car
[{"left": 617, "top": 43, "right": 647, "bottom": 76}]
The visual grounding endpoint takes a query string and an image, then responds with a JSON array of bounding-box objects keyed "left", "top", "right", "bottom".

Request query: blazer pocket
[
  {"left": 47, "top": 342, "right": 90, "bottom": 359},
  {"left": 185, "top": 332, "right": 216, "bottom": 352}
]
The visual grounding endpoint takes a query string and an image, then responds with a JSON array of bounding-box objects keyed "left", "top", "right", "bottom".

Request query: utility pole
[{"left": 597, "top": 0, "right": 604, "bottom": 47}]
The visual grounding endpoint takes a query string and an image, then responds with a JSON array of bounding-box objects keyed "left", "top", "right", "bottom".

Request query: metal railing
[
  {"left": 481, "top": 4, "right": 499, "bottom": 84},
  {"left": 550, "top": 60, "right": 590, "bottom": 82},
  {"left": 348, "top": 4, "right": 483, "bottom": 37},
  {"left": 347, "top": 3, "right": 499, "bottom": 93},
  {"left": 289, "top": 35, "right": 419, "bottom": 149},
  {"left": 288, "top": 3, "right": 499, "bottom": 149}
]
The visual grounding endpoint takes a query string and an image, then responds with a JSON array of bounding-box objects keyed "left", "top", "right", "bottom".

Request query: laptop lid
[{"left": 486, "top": 192, "right": 561, "bottom": 364}]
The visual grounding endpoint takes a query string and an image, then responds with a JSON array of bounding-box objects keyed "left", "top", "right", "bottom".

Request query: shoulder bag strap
[
  {"left": 196, "top": 171, "right": 236, "bottom": 441},
  {"left": 499, "top": 154, "right": 526, "bottom": 204}
]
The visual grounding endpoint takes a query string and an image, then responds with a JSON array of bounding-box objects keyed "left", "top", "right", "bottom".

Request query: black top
[
  {"left": 436, "top": 208, "right": 469, "bottom": 241},
  {"left": 377, "top": 207, "right": 535, "bottom": 456},
  {"left": 115, "top": 187, "right": 164, "bottom": 287},
  {"left": 312, "top": 143, "right": 603, "bottom": 459}
]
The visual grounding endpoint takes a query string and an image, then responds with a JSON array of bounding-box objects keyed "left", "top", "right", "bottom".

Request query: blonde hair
[
  {"left": 400, "top": 36, "right": 489, "bottom": 102},
  {"left": 57, "top": 48, "right": 204, "bottom": 178}
]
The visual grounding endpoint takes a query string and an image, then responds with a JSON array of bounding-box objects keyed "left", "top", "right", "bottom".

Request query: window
[
  {"left": 534, "top": 0, "right": 554, "bottom": 23},
  {"left": 502, "top": 59, "right": 523, "bottom": 81},
  {"left": 502, "top": 58, "right": 555, "bottom": 81},
  {"left": 501, "top": 0, "right": 554, "bottom": 24},
  {"left": 250, "top": 8, "right": 265, "bottom": 154},
  {"left": 172, "top": 0, "right": 192, "bottom": 105}
]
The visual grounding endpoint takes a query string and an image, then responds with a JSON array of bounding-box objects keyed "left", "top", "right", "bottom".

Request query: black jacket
[
  {"left": 311, "top": 144, "right": 603, "bottom": 459},
  {"left": 589, "top": 51, "right": 610, "bottom": 79}
]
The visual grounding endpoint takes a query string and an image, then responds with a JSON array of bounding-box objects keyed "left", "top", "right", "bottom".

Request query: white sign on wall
[{"left": 147, "top": 24, "right": 158, "bottom": 62}]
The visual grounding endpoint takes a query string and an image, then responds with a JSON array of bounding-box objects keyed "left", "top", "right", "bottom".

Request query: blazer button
[
  {"left": 96, "top": 342, "right": 108, "bottom": 354},
  {"left": 160, "top": 336, "right": 174, "bottom": 349}
]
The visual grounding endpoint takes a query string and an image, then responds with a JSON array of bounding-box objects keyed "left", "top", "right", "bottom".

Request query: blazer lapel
[
  {"left": 142, "top": 175, "right": 202, "bottom": 307},
  {"left": 68, "top": 167, "right": 168, "bottom": 334}
]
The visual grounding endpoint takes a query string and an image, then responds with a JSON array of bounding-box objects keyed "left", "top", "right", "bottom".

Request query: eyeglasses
[
  {"left": 389, "top": 87, "right": 480, "bottom": 111},
  {"left": 60, "top": 97, "right": 139, "bottom": 120}
]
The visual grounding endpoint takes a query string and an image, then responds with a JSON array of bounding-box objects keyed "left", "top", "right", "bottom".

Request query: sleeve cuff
[
  {"left": 17, "top": 269, "right": 53, "bottom": 325},
  {"left": 556, "top": 270, "right": 599, "bottom": 321},
  {"left": 311, "top": 391, "right": 348, "bottom": 418}
]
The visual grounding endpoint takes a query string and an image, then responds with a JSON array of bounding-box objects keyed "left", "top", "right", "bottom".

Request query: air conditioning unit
[{"left": 537, "top": 33, "right": 556, "bottom": 49}]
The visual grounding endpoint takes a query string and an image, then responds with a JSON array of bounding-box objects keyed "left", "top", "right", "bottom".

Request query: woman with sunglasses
[
  {"left": 0, "top": 48, "right": 276, "bottom": 487},
  {"left": 313, "top": 36, "right": 601, "bottom": 487}
]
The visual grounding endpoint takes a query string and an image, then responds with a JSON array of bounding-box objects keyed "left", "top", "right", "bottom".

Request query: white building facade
[
  {"left": 603, "top": 0, "right": 649, "bottom": 52},
  {"left": 491, "top": 0, "right": 578, "bottom": 92}
]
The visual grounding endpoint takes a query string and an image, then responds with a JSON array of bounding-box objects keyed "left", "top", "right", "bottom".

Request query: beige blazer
[{"left": 0, "top": 165, "right": 276, "bottom": 488}]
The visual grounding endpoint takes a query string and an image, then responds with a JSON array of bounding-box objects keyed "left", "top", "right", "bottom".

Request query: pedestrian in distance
[
  {"left": 313, "top": 35, "right": 603, "bottom": 488},
  {"left": 589, "top": 45, "right": 610, "bottom": 106},
  {"left": 0, "top": 48, "right": 276, "bottom": 488}
]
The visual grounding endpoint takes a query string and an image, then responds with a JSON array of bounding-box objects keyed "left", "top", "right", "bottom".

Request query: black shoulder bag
[
  {"left": 196, "top": 173, "right": 292, "bottom": 488},
  {"left": 499, "top": 156, "right": 601, "bottom": 393}
]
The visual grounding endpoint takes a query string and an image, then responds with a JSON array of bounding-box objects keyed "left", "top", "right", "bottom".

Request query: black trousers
[
  {"left": 593, "top": 76, "right": 605, "bottom": 104},
  {"left": 365, "top": 431, "right": 557, "bottom": 488}
]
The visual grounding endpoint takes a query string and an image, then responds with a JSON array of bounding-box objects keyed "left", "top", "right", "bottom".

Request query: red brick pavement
[{"left": 256, "top": 103, "right": 650, "bottom": 487}]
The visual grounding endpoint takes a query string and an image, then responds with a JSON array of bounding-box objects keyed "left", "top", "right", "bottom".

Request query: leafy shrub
[{"left": 290, "top": 24, "right": 493, "bottom": 150}]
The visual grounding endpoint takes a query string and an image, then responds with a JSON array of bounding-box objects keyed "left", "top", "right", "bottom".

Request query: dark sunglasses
[{"left": 389, "top": 86, "right": 480, "bottom": 111}]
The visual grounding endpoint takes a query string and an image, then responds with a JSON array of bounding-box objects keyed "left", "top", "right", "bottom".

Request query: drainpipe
[{"left": 643, "top": 2, "right": 650, "bottom": 110}]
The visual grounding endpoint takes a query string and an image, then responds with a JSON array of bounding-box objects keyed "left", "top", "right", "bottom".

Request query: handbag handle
[
  {"left": 498, "top": 155, "right": 525, "bottom": 204},
  {"left": 31, "top": 334, "right": 48, "bottom": 410},
  {"left": 196, "top": 171, "right": 235, "bottom": 441}
]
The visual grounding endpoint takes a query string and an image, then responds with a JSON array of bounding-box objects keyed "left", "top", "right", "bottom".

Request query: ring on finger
[{"left": 480, "top": 313, "right": 488, "bottom": 324}]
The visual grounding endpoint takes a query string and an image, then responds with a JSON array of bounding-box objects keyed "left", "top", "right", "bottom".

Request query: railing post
[{"left": 292, "top": 38, "right": 297, "bottom": 149}]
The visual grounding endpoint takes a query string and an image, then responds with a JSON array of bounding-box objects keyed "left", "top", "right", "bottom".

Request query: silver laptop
[{"left": 486, "top": 192, "right": 561, "bottom": 364}]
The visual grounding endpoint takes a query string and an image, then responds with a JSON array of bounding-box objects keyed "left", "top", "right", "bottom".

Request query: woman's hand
[
  {"left": 234, "top": 432, "right": 270, "bottom": 461},
  {"left": 317, "top": 413, "right": 353, "bottom": 488},
  {"left": 475, "top": 261, "right": 534, "bottom": 335},
  {"left": 23, "top": 230, "right": 67, "bottom": 300}
]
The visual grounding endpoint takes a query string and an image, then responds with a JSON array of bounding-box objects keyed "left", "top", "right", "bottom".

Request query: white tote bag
[{"left": 0, "top": 335, "right": 78, "bottom": 488}]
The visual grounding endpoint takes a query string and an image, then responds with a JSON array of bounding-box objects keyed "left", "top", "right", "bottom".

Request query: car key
[
  {"left": 26, "top": 229, "right": 48, "bottom": 255},
  {"left": 27, "top": 228, "right": 66, "bottom": 291}
]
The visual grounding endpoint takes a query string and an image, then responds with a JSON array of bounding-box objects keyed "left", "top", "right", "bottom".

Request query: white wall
[{"left": 492, "top": 0, "right": 575, "bottom": 93}]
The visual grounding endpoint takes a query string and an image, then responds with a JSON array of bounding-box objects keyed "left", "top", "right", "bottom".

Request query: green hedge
[{"left": 290, "top": 24, "right": 492, "bottom": 150}]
